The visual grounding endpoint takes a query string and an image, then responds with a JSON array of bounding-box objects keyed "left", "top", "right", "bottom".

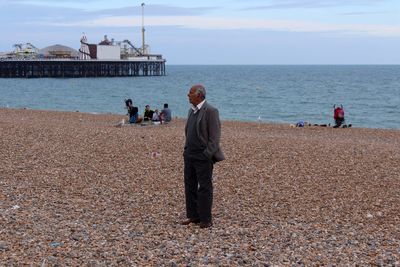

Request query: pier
[
  {"left": 0, "top": 59, "right": 165, "bottom": 78},
  {"left": 0, "top": 3, "right": 167, "bottom": 79}
]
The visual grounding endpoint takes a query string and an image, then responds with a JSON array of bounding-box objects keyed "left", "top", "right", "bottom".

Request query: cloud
[
  {"left": 339, "top": 11, "right": 388, "bottom": 16},
  {"left": 0, "top": 1, "right": 219, "bottom": 28},
  {"left": 240, "top": 0, "right": 388, "bottom": 10},
  {"left": 0, "top": 1, "right": 218, "bottom": 21},
  {"left": 90, "top": 5, "right": 218, "bottom": 17},
  {"left": 6, "top": 0, "right": 218, "bottom": 15},
  {"left": 0, "top": 3, "right": 85, "bottom": 22},
  {"left": 46, "top": 15, "right": 400, "bottom": 37},
  {"left": 2, "top": 0, "right": 399, "bottom": 41},
  {"left": 9, "top": 0, "right": 99, "bottom": 4}
]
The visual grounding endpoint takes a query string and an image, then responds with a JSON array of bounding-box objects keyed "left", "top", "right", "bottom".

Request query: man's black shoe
[
  {"left": 181, "top": 218, "right": 200, "bottom": 225},
  {"left": 199, "top": 222, "right": 213, "bottom": 229}
]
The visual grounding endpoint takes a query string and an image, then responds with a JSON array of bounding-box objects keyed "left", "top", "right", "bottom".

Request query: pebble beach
[{"left": 1, "top": 108, "right": 399, "bottom": 266}]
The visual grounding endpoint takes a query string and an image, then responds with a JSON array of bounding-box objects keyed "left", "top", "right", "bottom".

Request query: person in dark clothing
[
  {"left": 160, "top": 103, "right": 172, "bottom": 122},
  {"left": 181, "top": 84, "right": 225, "bottom": 229},
  {"left": 143, "top": 105, "right": 154, "bottom": 121},
  {"left": 125, "top": 99, "right": 141, "bottom": 124}
]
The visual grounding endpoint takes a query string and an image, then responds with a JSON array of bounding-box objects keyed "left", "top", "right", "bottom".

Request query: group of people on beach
[{"left": 125, "top": 99, "right": 172, "bottom": 124}]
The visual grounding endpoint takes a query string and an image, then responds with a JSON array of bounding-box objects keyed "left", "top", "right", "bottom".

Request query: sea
[{"left": 0, "top": 65, "right": 399, "bottom": 129}]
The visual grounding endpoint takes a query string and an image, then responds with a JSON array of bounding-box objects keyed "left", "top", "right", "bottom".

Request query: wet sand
[{"left": 1, "top": 108, "right": 399, "bottom": 265}]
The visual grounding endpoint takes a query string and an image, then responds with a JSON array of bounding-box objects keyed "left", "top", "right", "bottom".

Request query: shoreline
[
  {"left": 2, "top": 107, "right": 400, "bottom": 131},
  {"left": 1, "top": 108, "right": 399, "bottom": 265}
]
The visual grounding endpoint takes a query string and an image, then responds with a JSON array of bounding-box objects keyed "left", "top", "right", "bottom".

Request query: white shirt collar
[{"left": 191, "top": 99, "right": 206, "bottom": 113}]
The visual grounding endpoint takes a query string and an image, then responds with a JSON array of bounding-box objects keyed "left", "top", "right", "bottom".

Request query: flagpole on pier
[{"left": 141, "top": 3, "right": 146, "bottom": 54}]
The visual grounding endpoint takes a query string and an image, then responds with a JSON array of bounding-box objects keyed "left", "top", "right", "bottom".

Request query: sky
[{"left": 0, "top": 0, "right": 399, "bottom": 64}]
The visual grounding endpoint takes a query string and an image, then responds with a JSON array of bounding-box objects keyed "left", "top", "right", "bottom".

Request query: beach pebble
[{"left": 1, "top": 109, "right": 399, "bottom": 265}]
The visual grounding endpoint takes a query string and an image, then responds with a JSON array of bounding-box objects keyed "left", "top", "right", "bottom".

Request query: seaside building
[{"left": 39, "top": 45, "right": 79, "bottom": 59}]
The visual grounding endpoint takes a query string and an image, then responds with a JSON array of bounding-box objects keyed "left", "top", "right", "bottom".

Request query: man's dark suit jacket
[{"left": 185, "top": 101, "right": 225, "bottom": 163}]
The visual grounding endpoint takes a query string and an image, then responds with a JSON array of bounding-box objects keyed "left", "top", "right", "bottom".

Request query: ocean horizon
[{"left": 0, "top": 65, "right": 399, "bottom": 129}]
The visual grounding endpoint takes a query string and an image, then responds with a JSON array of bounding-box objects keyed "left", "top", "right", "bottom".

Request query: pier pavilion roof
[{"left": 39, "top": 44, "right": 79, "bottom": 58}]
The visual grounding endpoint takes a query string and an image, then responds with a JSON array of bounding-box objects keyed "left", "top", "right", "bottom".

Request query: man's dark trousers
[{"left": 184, "top": 155, "right": 214, "bottom": 223}]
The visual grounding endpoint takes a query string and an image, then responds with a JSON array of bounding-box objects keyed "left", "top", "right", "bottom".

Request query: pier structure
[
  {"left": 0, "top": 59, "right": 165, "bottom": 78},
  {"left": 0, "top": 3, "right": 166, "bottom": 78}
]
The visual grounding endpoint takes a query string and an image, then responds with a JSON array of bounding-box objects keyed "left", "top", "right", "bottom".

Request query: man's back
[{"left": 162, "top": 107, "right": 172, "bottom": 122}]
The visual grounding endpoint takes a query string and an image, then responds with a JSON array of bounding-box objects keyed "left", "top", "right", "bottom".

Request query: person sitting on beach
[
  {"left": 333, "top": 104, "right": 345, "bottom": 128},
  {"left": 125, "top": 99, "right": 142, "bottom": 124},
  {"left": 160, "top": 103, "right": 172, "bottom": 123},
  {"left": 152, "top": 109, "right": 160, "bottom": 122},
  {"left": 143, "top": 105, "right": 154, "bottom": 121},
  {"left": 295, "top": 120, "right": 305, "bottom": 127}
]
